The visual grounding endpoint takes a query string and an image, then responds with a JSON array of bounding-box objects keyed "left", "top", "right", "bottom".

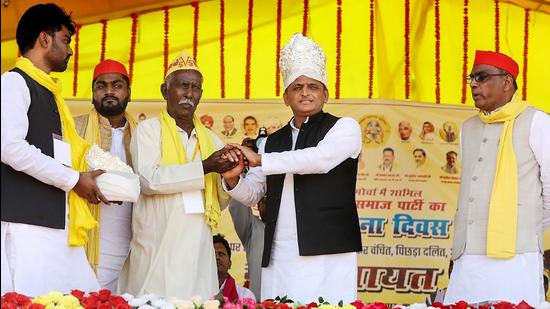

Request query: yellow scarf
[
  {"left": 14, "top": 57, "right": 97, "bottom": 246},
  {"left": 479, "top": 93, "right": 528, "bottom": 258},
  {"left": 82, "top": 107, "right": 137, "bottom": 271},
  {"left": 159, "top": 109, "right": 222, "bottom": 229}
]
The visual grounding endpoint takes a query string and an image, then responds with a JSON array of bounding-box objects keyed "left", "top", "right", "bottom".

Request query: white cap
[{"left": 279, "top": 33, "right": 327, "bottom": 91}]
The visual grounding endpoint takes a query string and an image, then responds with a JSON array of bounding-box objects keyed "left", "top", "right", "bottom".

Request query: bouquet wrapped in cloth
[{"left": 86, "top": 145, "right": 140, "bottom": 202}]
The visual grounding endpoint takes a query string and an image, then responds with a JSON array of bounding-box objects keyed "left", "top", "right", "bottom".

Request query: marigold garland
[
  {"left": 302, "top": 0, "right": 309, "bottom": 36},
  {"left": 335, "top": 0, "right": 342, "bottom": 100},
  {"left": 404, "top": 0, "right": 410, "bottom": 99},
  {"left": 192, "top": 2, "right": 199, "bottom": 62},
  {"left": 461, "top": 0, "right": 469, "bottom": 104},
  {"left": 434, "top": 0, "right": 441, "bottom": 104},
  {"left": 72, "top": 24, "right": 82, "bottom": 97},
  {"left": 163, "top": 7, "right": 169, "bottom": 78},
  {"left": 275, "top": 0, "right": 282, "bottom": 97},
  {"left": 100, "top": 19, "right": 107, "bottom": 62},
  {"left": 522, "top": 8, "right": 529, "bottom": 100},
  {"left": 245, "top": 0, "right": 254, "bottom": 99},
  {"left": 368, "top": 0, "right": 375, "bottom": 99},
  {"left": 494, "top": 0, "right": 500, "bottom": 52},
  {"left": 128, "top": 14, "right": 139, "bottom": 84},
  {"left": 220, "top": 0, "right": 226, "bottom": 98}
]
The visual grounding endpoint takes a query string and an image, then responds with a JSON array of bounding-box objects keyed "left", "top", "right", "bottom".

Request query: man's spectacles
[{"left": 467, "top": 72, "right": 508, "bottom": 84}]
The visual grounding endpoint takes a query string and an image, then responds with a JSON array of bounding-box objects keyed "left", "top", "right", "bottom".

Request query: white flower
[
  {"left": 191, "top": 295, "right": 202, "bottom": 306},
  {"left": 128, "top": 297, "right": 148, "bottom": 307},
  {"left": 203, "top": 300, "right": 220, "bottom": 309},
  {"left": 151, "top": 298, "right": 169, "bottom": 308},
  {"left": 138, "top": 305, "right": 156, "bottom": 309},
  {"left": 142, "top": 293, "right": 159, "bottom": 301},
  {"left": 169, "top": 298, "right": 194, "bottom": 309},
  {"left": 121, "top": 293, "right": 135, "bottom": 302},
  {"left": 536, "top": 302, "right": 550, "bottom": 309},
  {"left": 160, "top": 303, "right": 176, "bottom": 309},
  {"left": 408, "top": 304, "right": 428, "bottom": 309},
  {"left": 87, "top": 145, "right": 133, "bottom": 173}
]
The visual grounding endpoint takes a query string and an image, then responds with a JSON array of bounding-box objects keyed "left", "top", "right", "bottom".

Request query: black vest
[
  {"left": 262, "top": 111, "right": 362, "bottom": 266},
  {"left": 1, "top": 68, "right": 66, "bottom": 229}
]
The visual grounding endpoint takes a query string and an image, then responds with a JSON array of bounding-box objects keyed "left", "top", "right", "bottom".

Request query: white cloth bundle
[{"left": 87, "top": 145, "right": 140, "bottom": 202}]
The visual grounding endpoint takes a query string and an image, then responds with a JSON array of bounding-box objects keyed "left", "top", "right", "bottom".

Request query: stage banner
[{"left": 69, "top": 99, "right": 477, "bottom": 303}]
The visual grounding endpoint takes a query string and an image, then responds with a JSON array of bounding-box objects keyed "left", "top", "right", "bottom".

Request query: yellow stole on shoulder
[
  {"left": 479, "top": 93, "right": 527, "bottom": 258},
  {"left": 159, "top": 109, "right": 221, "bottom": 229},
  {"left": 14, "top": 57, "right": 97, "bottom": 246},
  {"left": 82, "top": 107, "right": 137, "bottom": 271}
]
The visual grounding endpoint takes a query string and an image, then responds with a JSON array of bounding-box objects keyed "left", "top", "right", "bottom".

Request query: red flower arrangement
[
  {"left": 0, "top": 292, "right": 42, "bottom": 309},
  {"left": 70, "top": 289, "right": 130, "bottom": 309}
]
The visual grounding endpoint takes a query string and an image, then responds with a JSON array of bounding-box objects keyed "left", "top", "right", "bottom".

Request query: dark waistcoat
[
  {"left": 1, "top": 68, "right": 66, "bottom": 229},
  {"left": 262, "top": 111, "right": 362, "bottom": 267}
]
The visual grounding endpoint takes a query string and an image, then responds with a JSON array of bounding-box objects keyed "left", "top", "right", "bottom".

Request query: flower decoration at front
[{"left": 33, "top": 291, "right": 82, "bottom": 309}]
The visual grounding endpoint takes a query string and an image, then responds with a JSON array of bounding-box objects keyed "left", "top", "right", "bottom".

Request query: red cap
[
  {"left": 93, "top": 59, "right": 129, "bottom": 80},
  {"left": 473, "top": 50, "right": 519, "bottom": 79}
]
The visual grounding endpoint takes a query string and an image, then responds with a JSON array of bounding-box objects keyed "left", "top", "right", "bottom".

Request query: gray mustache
[{"left": 178, "top": 98, "right": 195, "bottom": 107}]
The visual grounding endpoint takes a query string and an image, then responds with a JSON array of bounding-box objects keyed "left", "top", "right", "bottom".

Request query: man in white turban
[{"left": 222, "top": 34, "right": 362, "bottom": 304}]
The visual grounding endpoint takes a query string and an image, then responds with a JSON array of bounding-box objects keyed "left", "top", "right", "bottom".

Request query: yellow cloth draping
[
  {"left": 14, "top": 57, "right": 97, "bottom": 247},
  {"left": 479, "top": 93, "right": 528, "bottom": 258},
  {"left": 158, "top": 109, "right": 221, "bottom": 229},
  {"left": 81, "top": 107, "right": 136, "bottom": 270}
]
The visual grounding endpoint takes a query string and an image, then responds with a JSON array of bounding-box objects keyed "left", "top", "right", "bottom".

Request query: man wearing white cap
[
  {"left": 74, "top": 59, "right": 137, "bottom": 291},
  {"left": 444, "top": 50, "right": 550, "bottom": 305},
  {"left": 222, "top": 34, "right": 362, "bottom": 304},
  {"left": 119, "top": 50, "right": 237, "bottom": 299}
]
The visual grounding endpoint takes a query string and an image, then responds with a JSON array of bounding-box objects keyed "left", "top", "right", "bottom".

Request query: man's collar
[{"left": 290, "top": 110, "right": 325, "bottom": 129}]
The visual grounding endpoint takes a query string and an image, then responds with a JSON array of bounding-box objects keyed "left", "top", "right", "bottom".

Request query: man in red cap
[
  {"left": 74, "top": 59, "right": 137, "bottom": 292},
  {"left": 444, "top": 50, "right": 550, "bottom": 305}
]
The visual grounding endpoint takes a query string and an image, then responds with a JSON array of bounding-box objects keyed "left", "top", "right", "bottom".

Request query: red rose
[
  {"left": 350, "top": 300, "right": 365, "bottom": 309},
  {"left": 276, "top": 303, "right": 291, "bottom": 309},
  {"left": 1, "top": 302, "right": 17, "bottom": 309},
  {"left": 261, "top": 301, "right": 277, "bottom": 308},
  {"left": 115, "top": 304, "right": 132, "bottom": 309},
  {"left": 82, "top": 296, "right": 99, "bottom": 309},
  {"left": 493, "top": 302, "right": 515, "bottom": 309},
  {"left": 98, "top": 289, "right": 112, "bottom": 302},
  {"left": 28, "top": 304, "right": 46, "bottom": 309},
  {"left": 306, "top": 302, "right": 319, "bottom": 309},
  {"left": 71, "top": 290, "right": 85, "bottom": 301},
  {"left": 98, "top": 303, "right": 112, "bottom": 309},
  {"left": 478, "top": 304, "right": 490, "bottom": 309},
  {"left": 431, "top": 302, "right": 448, "bottom": 309},
  {"left": 366, "top": 303, "right": 388, "bottom": 309},
  {"left": 1, "top": 293, "right": 18, "bottom": 304},
  {"left": 452, "top": 301, "right": 469, "bottom": 309},
  {"left": 516, "top": 301, "right": 534, "bottom": 309},
  {"left": 109, "top": 296, "right": 126, "bottom": 307}
]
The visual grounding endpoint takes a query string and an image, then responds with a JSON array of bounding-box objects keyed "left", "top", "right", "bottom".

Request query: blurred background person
[
  {"left": 200, "top": 114, "right": 214, "bottom": 129},
  {"left": 378, "top": 147, "right": 395, "bottom": 172},
  {"left": 243, "top": 115, "right": 258, "bottom": 138},
  {"left": 441, "top": 151, "right": 459, "bottom": 174},
  {"left": 398, "top": 120, "right": 412, "bottom": 141},
  {"left": 413, "top": 148, "right": 427, "bottom": 173},
  {"left": 419, "top": 121, "right": 435, "bottom": 141},
  {"left": 221, "top": 115, "right": 237, "bottom": 138}
]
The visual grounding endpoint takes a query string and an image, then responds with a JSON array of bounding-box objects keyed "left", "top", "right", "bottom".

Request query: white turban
[{"left": 279, "top": 33, "right": 327, "bottom": 91}]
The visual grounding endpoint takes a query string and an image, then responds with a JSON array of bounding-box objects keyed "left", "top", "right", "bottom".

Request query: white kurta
[
  {"left": 445, "top": 110, "right": 550, "bottom": 305},
  {"left": 226, "top": 117, "right": 362, "bottom": 304},
  {"left": 1, "top": 71, "right": 99, "bottom": 296},
  {"left": 97, "top": 126, "right": 133, "bottom": 291},
  {"left": 119, "top": 118, "right": 228, "bottom": 299}
]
